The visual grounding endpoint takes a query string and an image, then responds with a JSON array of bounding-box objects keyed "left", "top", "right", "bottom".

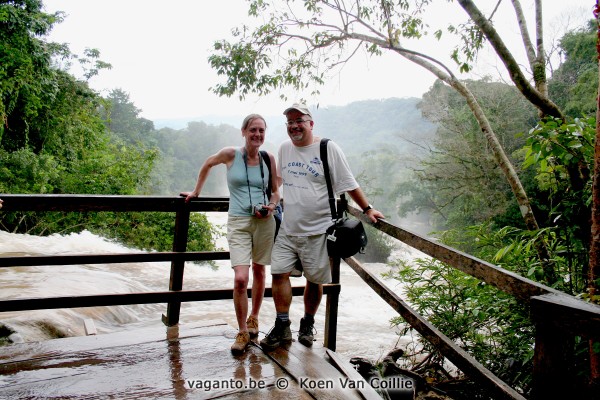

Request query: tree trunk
[
  {"left": 457, "top": 0, "right": 564, "bottom": 119},
  {"left": 460, "top": 0, "right": 591, "bottom": 204},
  {"left": 587, "top": 0, "right": 600, "bottom": 387},
  {"left": 389, "top": 45, "right": 558, "bottom": 284}
]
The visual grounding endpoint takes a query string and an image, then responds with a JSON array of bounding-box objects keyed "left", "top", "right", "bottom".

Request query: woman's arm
[{"left": 180, "top": 147, "right": 236, "bottom": 202}]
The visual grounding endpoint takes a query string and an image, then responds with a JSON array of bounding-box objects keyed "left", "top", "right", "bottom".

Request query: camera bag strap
[
  {"left": 259, "top": 150, "right": 272, "bottom": 199},
  {"left": 320, "top": 138, "right": 347, "bottom": 221}
]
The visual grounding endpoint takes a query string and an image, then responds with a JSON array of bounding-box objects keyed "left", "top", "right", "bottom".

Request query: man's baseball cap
[{"left": 283, "top": 103, "right": 312, "bottom": 118}]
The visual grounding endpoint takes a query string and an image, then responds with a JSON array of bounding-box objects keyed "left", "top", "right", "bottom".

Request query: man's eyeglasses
[{"left": 285, "top": 118, "right": 311, "bottom": 126}]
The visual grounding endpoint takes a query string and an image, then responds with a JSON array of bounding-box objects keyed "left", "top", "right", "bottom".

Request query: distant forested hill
[
  {"left": 313, "top": 98, "right": 436, "bottom": 230},
  {"left": 150, "top": 97, "right": 436, "bottom": 230},
  {"left": 148, "top": 122, "right": 242, "bottom": 196},
  {"left": 311, "top": 97, "right": 434, "bottom": 155}
]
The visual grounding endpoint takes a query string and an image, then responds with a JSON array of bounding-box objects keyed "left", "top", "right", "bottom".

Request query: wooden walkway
[{"left": 0, "top": 321, "right": 383, "bottom": 399}]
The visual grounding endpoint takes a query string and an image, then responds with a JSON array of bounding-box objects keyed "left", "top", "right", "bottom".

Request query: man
[{"left": 260, "top": 103, "right": 384, "bottom": 350}]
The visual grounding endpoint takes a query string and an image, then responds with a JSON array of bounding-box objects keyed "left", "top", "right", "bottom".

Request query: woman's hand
[
  {"left": 254, "top": 202, "right": 276, "bottom": 218},
  {"left": 253, "top": 204, "right": 269, "bottom": 218},
  {"left": 180, "top": 191, "right": 198, "bottom": 203}
]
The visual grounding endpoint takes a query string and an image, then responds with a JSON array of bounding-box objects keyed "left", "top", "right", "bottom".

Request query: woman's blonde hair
[{"left": 241, "top": 114, "right": 267, "bottom": 130}]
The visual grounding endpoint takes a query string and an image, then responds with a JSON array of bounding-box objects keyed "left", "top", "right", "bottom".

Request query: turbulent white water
[{"left": 0, "top": 212, "right": 428, "bottom": 361}]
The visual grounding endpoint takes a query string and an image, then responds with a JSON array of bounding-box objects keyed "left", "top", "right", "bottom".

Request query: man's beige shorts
[
  {"left": 227, "top": 215, "right": 275, "bottom": 267},
  {"left": 271, "top": 233, "right": 331, "bottom": 284}
]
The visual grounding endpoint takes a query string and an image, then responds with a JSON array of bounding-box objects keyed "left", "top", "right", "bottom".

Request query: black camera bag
[{"left": 321, "top": 139, "right": 367, "bottom": 258}]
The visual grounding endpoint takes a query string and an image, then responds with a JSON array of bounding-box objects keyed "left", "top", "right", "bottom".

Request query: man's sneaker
[
  {"left": 231, "top": 331, "right": 250, "bottom": 355},
  {"left": 290, "top": 259, "right": 303, "bottom": 277},
  {"left": 298, "top": 318, "right": 316, "bottom": 347},
  {"left": 259, "top": 319, "right": 292, "bottom": 351},
  {"left": 246, "top": 315, "right": 259, "bottom": 338}
]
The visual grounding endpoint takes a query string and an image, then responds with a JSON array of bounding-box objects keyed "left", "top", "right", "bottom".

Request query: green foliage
[
  {"left": 548, "top": 20, "right": 598, "bottom": 118},
  {"left": 89, "top": 211, "right": 215, "bottom": 253},
  {"left": 523, "top": 116, "right": 594, "bottom": 194},
  {"left": 439, "top": 222, "right": 586, "bottom": 295},
  {"left": 1, "top": 1, "right": 136, "bottom": 198},
  {"left": 0, "top": 147, "right": 60, "bottom": 193},
  {"left": 448, "top": 21, "right": 485, "bottom": 73},
  {"left": 76, "top": 48, "right": 112, "bottom": 81},
  {"left": 355, "top": 224, "right": 393, "bottom": 263},
  {"left": 56, "top": 138, "right": 159, "bottom": 195},
  {"left": 207, "top": 0, "right": 487, "bottom": 101},
  {"left": 387, "top": 255, "right": 534, "bottom": 394},
  {"left": 387, "top": 220, "right": 593, "bottom": 393},
  {"left": 0, "top": 0, "right": 61, "bottom": 149},
  {"left": 210, "top": 39, "right": 287, "bottom": 99},
  {"left": 0, "top": 1, "right": 212, "bottom": 254},
  {"left": 101, "top": 89, "right": 155, "bottom": 144},
  {"left": 400, "top": 78, "right": 537, "bottom": 231},
  {"left": 520, "top": 116, "right": 594, "bottom": 290}
]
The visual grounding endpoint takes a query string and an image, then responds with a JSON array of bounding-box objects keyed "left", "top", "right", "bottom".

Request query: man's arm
[{"left": 346, "top": 188, "right": 384, "bottom": 223}]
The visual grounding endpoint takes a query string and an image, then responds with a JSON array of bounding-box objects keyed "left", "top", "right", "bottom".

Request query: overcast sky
[{"left": 42, "top": 0, "right": 593, "bottom": 123}]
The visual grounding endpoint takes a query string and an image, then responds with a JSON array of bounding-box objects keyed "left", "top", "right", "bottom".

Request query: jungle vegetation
[{"left": 1, "top": 0, "right": 599, "bottom": 397}]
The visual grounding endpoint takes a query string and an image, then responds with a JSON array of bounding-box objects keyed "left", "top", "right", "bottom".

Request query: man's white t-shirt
[{"left": 278, "top": 139, "right": 358, "bottom": 236}]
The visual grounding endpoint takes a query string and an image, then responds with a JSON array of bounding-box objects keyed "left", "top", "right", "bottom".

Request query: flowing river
[{"left": 0, "top": 212, "right": 427, "bottom": 361}]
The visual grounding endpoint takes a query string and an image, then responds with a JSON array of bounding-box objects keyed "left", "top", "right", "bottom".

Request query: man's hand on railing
[{"left": 364, "top": 207, "right": 384, "bottom": 224}]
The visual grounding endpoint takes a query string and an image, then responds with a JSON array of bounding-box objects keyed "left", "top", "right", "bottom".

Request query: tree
[
  {"left": 587, "top": 0, "right": 600, "bottom": 388},
  {"left": 0, "top": 0, "right": 63, "bottom": 150},
  {"left": 549, "top": 20, "right": 598, "bottom": 117},
  {"left": 101, "top": 89, "right": 155, "bottom": 145},
  {"left": 208, "top": 0, "right": 572, "bottom": 283},
  {"left": 404, "top": 78, "right": 538, "bottom": 230},
  {"left": 0, "top": 1, "right": 159, "bottom": 241}
]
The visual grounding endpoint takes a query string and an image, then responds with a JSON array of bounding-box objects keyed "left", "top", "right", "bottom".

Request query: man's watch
[{"left": 362, "top": 204, "right": 373, "bottom": 214}]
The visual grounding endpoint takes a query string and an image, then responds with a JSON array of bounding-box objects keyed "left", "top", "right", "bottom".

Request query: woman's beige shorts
[{"left": 227, "top": 215, "right": 275, "bottom": 267}]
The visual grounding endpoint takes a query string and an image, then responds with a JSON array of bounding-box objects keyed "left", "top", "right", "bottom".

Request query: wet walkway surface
[{"left": 0, "top": 321, "right": 381, "bottom": 399}]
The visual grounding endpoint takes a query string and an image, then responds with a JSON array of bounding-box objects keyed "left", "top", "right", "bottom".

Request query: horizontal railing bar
[
  {"left": 347, "top": 206, "right": 561, "bottom": 302},
  {"left": 344, "top": 256, "right": 526, "bottom": 400},
  {"left": 0, "top": 251, "right": 230, "bottom": 267},
  {"left": 0, "top": 284, "right": 340, "bottom": 312},
  {"left": 0, "top": 194, "right": 229, "bottom": 212}
]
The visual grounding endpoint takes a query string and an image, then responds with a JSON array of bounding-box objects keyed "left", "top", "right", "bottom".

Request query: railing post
[
  {"left": 162, "top": 201, "right": 190, "bottom": 326},
  {"left": 324, "top": 256, "right": 340, "bottom": 351},
  {"left": 530, "top": 320, "right": 573, "bottom": 399},
  {"left": 530, "top": 294, "right": 576, "bottom": 400}
]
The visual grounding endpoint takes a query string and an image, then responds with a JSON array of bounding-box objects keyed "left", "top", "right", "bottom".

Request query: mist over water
[{"left": 0, "top": 212, "right": 427, "bottom": 361}]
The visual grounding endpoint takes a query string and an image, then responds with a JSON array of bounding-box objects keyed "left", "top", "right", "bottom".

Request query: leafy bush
[
  {"left": 387, "top": 256, "right": 534, "bottom": 395},
  {"left": 355, "top": 224, "right": 394, "bottom": 263},
  {"left": 0, "top": 148, "right": 61, "bottom": 194},
  {"left": 0, "top": 209, "right": 216, "bottom": 254},
  {"left": 88, "top": 211, "right": 216, "bottom": 252}
]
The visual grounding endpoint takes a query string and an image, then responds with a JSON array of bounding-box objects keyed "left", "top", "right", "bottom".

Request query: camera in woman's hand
[{"left": 253, "top": 203, "right": 268, "bottom": 217}]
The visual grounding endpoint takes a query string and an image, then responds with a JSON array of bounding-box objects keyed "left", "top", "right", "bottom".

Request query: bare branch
[
  {"left": 457, "top": 0, "right": 562, "bottom": 118},
  {"left": 511, "top": 0, "right": 537, "bottom": 66}
]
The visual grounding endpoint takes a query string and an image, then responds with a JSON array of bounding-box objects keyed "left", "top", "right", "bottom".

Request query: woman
[{"left": 181, "top": 114, "right": 279, "bottom": 354}]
